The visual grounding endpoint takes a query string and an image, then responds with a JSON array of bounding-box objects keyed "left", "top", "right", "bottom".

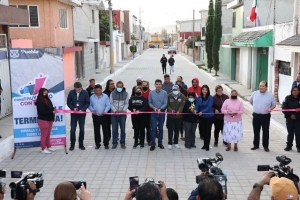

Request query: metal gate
[{"left": 0, "top": 34, "right": 12, "bottom": 118}]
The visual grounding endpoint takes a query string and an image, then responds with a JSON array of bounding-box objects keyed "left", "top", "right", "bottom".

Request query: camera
[
  {"left": 69, "top": 180, "right": 87, "bottom": 190},
  {"left": 196, "top": 153, "right": 227, "bottom": 199},
  {"left": 257, "top": 155, "right": 299, "bottom": 188},
  {"left": 9, "top": 172, "right": 44, "bottom": 200}
]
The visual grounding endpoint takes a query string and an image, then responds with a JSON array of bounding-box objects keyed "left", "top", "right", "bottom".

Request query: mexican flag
[{"left": 250, "top": 0, "right": 258, "bottom": 22}]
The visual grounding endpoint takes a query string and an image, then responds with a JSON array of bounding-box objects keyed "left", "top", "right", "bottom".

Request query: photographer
[
  {"left": 248, "top": 171, "right": 300, "bottom": 200},
  {"left": 188, "top": 173, "right": 226, "bottom": 200},
  {"left": 1, "top": 181, "right": 36, "bottom": 200},
  {"left": 54, "top": 182, "right": 91, "bottom": 200},
  {"left": 124, "top": 180, "right": 169, "bottom": 200}
]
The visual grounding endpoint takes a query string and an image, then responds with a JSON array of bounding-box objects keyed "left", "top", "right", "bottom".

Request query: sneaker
[
  {"left": 121, "top": 144, "right": 126, "bottom": 149},
  {"left": 79, "top": 146, "right": 86, "bottom": 150},
  {"left": 41, "top": 149, "right": 52, "bottom": 154},
  {"left": 140, "top": 145, "right": 144, "bottom": 149},
  {"left": 105, "top": 146, "right": 109, "bottom": 150},
  {"left": 47, "top": 147, "right": 56, "bottom": 152},
  {"left": 112, "top": 144, "right": 117, "bottom": 149},
  {"left": 69, "top": 146, "right": 74, "bottom": 151},
  {"left": 133, "top": 144, "right": 138, "bottom": 149},
  {"left": 150, "top": 146, "right": 156, "bottom": 151},
  {"left": 191, "top": 145, "right": 196, "bottom": 148},
  {"left": 174, "top": 144, "right": 180, "bottom": 149},
  {"left": 168, "top": 145, "right": 173, "bottom": 150},
  {"left": 158, "top": 144, "right": 164, "bottom": 149}
]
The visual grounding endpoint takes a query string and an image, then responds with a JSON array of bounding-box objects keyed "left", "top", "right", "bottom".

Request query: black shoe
[
  {"left": 223, "top": 141, "right": 228, "bottom": 146},
  {"left": 214, "top": 142, "right": 218, "bottom": 147},
  {"left": 251, "top": 146, "right": 259, "bottom": 150},
  {"left": 79, "top": 146, "right": 85, "bottom": 150},
  {"left": 95, "top": 146, "right": 100, "bottom": 150},
  {"left": 121, "top": 144, "right": 126, "bottom": 149},
  {"left": 105, "top": 146, "right": 109, "bottom": 149},
  {"left": 147, "top": 142, "right": 151, "bottom": 146},
  {"left": 191, "top": 145, "right": 196, "bottom": 148},
  {"left": 69, "top": 146, "right": 74, "bottom": 151},
  {"left": 150, "top": 146, "right": 155, "bottom": 151},
  {"left": 201, "top": 146, "right": 205, "bottom": 149},
  {"left": 133, "top": 144, "right": 138, "bottom": 149},
  {"left": 140, "top": 144, "right": 144, "bottom": 149},
  {"left": 0, "top": 135, "right": 2, "bottom": 139},
  {"left": 158, "top": 144, "right": 164, "bottom": 149},
  {"left": 297, "top": 149, "right": 300, "bottom": 153},
  {"left": 206, "top": 148, "right": 209, "bottom": 151},
  {"left": 185, "top": 145, "right": 191, "bottom": 149},
  {"left": 284, "top": 147, "right": 292, "bottom": 151},
  {"left": 112, "top": 144, "right": 117, "bottom": 149}
]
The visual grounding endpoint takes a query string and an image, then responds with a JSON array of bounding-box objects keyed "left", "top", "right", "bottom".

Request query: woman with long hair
[
  {"left": 54, "top": 181, "right": 91, "bottom": 200},
  {"left": 221, "top": 90, "right": 244, "bottom": 151},
  {"left": 35, "top": 88, "right": 55, "bottom": 154},
  {"left": 194, "top": 85, "right": 214, "bottom": 151}
]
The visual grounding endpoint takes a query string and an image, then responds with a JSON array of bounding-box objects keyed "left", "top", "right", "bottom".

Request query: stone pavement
[{"left": 0, "top": 49, "right": 299, "bottom": 200}]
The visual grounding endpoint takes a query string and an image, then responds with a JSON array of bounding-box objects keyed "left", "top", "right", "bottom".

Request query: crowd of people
[{"left": 34, "top": 71, "right": 300, "bottom": 154}]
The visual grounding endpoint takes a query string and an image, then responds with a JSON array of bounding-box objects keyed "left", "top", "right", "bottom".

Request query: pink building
[{"left": 9, "top": 0, "right": 82, "bottom": 88}]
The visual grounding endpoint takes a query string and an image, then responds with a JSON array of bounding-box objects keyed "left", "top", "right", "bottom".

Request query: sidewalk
[
  {"left": 180, "top": 52, "right": 287, "bottom": 136},
  {"left": 0, "top": 51, "right": 145, "bottom": 161}
]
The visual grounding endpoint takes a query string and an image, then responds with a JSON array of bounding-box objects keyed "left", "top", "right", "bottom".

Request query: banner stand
[{"left": 11, "top": 145, "right": 69, "bottom": 159}]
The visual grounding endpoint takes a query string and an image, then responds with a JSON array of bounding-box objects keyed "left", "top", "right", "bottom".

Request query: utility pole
[
  {"left": 139, "top": 7, "right": 142, "bottom": 55},
  {"left": 108, "top": 0, "right": 114, "bottom": 73},
  {"left": 193, "top": 9, "right": 195, "bottom": 63}
]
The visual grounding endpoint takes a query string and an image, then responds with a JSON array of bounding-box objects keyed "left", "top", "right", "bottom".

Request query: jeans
[
  {"left": 214, "top": 118, "right": 224, "bottom": 142},
  {"left": 38, "top": 119, "right": 53, "bottom": 150},
  {"left": 184, "top": 121, "right": 197, "bottom": 147},
  {"left": 162, "top": 64, "right": 166, "bottom": 74},
  {"left": 286, "top": 118, "right": 300, "bottom": 149},
  {"left": 70, "top": 114, "right": 86, "bottom": 146},
  {"left": 92, "top": 115, "right": 109, "bottom": 147},
  {"left": 252, "top": 113, "right": 270, "bottom": 148},
  {"left": 199, "top": 117, "right": 214, "bottom": 149},
  {"left": 167, "top": 117, "right": 182, "bottom": 145},
  {"left": 111, "top": 115, "right": 127, "bottom": 145},
  {"left": 150, "top": 113, "right": 165, "bottom": 146}
]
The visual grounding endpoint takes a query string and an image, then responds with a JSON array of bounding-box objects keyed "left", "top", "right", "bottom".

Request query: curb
[{"left": 180, "top": 53, "right": 288, "bottom": 139}]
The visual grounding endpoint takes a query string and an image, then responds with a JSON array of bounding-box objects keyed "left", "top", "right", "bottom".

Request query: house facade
[
  {"left": 0, "top": 0, "right": 29, "bottom": 119},
  {"left": 73, "top": 1, "right": 102, "bottom": 79},
  {"left": 9, "top": 0, "right": 83, "bottom": 88},
  {"left": 223, "top": 0, "right": 294, "bottom": 102}
]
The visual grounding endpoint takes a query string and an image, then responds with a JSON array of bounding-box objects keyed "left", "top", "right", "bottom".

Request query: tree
[
  {"left": 99, "top": 10, "right": 117, "bottom": 41},
  {"left": 205, "top": 0, "right": 214, "bottom": 73},
  {"left": 212, "top": 0, "right": 222, "bottom": 76},
  {"left": 161, "top": 28, "right": 168, "bottom": 42}
]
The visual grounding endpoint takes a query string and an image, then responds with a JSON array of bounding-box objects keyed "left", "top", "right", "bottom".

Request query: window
[
  {"left": 232, "top": 12, "right": 236, "bottom": 28},
  {"left": 201, "top": 27, "right": 206, "bottom": 36},
  {"left": 92, "top": 10, "right": 95, "bottom": 24},
  {"left": 59, "top": 8, "right": 68, "bottom": 29},
  {"left": 9, "top": 5, "right": 39, "bottom": 27},
  {"left": 278, "top": 61, "right": 291, "bottom": 76}
]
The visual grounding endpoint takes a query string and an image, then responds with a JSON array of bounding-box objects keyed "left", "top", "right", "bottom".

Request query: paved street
[{"left": 0, "top": 49, "right": 299, "bottom": 200}]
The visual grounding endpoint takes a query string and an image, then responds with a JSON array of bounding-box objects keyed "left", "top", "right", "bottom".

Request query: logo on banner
[
  {"left": 19, "top": 73, "right": 48, "bottom": 95},
  {"left": 10, "top": 50, "right": 20, "bottom": 58}
]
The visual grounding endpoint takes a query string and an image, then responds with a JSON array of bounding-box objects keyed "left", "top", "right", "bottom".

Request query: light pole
[
  {"left": 139, "top": 7, "right": 142, "bottom": 55},
  {"left": 108, "top": 0, "right": 114, "bottom": 73},
  {"left": 192, "top": 9, "right": 195, "bottom": 63}
]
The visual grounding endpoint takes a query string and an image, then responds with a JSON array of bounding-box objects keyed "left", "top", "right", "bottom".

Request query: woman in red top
[{"left": 141, "top": 80, "right": 152, "bottom": 145}]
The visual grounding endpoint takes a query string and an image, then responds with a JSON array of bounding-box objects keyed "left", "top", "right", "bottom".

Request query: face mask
[
  {"left": 231, "top": 96, "right": 237, "bottom": 99},
  {"left": 43, "top": 94, "right": 48, "bottom": 97},
  {"left": 142, "top": 87, "right": 148, "bottom": 91},
  {"left": 172, "top": 91, "right": 179, "bottom": 95},
  {"left": 137, "top": 82, "right": 142, "bottom": 86},
  {"left": 116, "top": 88, "right": 122, "bottom": 92},
  {"left": 188, "top": 98, "right": 194, "bottom": 102},
  {"left": 136, "top": 92, "right": 142, "bottom": 96}
]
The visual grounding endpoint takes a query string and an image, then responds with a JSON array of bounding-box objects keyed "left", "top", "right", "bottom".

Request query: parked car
[
  {"left": 149, "top": 44, "right": 155, "bottom": 48},
  {"left": 168, "top": 47, "right": 176, "bottom": 54},
  {"left": 163, "top": 44, "right": 169, "bottom": 49}
]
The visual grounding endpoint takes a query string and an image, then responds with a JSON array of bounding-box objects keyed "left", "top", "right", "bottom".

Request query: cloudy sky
[{"left": 107, "top": 0, "right": 209, "bottom": 32}]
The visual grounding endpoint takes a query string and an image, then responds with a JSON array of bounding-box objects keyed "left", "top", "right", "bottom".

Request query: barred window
[
  {"left": 9, "top": 5, "right": 39, "bottom": 27},
  {"left": 59, "top": 8, "right": 68, "bottom": 29}
]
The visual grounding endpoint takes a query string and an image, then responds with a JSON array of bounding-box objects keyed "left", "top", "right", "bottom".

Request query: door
[
  {"left": 75, "top": 43, "right": 84, "bottom": 79},
  {"left": 255, "top": 48, "right": 269, "bottom": 90},
  {"left": 235, "top": 48, "right": 240, "bottom": 82},
  {"left": 0, "top": 59, "right": 12, "bottom": 118}
]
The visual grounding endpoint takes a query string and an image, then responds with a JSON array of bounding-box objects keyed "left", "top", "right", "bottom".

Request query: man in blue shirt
[
  {"left": 148, "top": 79, "right": 168, "bottom": 151},
  {"left": 89, "top": 84, "right": 110, "bottom": 149},
  {"left": 67, "top": 82, "right": 90, "bottom": 151}
]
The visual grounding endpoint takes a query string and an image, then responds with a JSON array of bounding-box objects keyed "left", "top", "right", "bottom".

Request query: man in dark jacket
[
  {"left": 160, "top": 54, "right": 168, "bottom": 74},
  {"left": 67, "top": 82, "right": 90, "bottom": 151},
  {"left": 177, "top": 76, "right": 188, "bottom": 90},
  {"left": 103, "top": 79, "right": 115, "bottom": 143},
  {"left": 131, "top": 77, "right": 143, "bottom": 97},
  {"left": 168, "top": 55, "right": 175, "bottom": 75},
  {"left": 110, "top": 81, "right": 129, "bottom": 149},
  {"left": 86, "top": 78, "right": 95, "bottom": 97}
]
